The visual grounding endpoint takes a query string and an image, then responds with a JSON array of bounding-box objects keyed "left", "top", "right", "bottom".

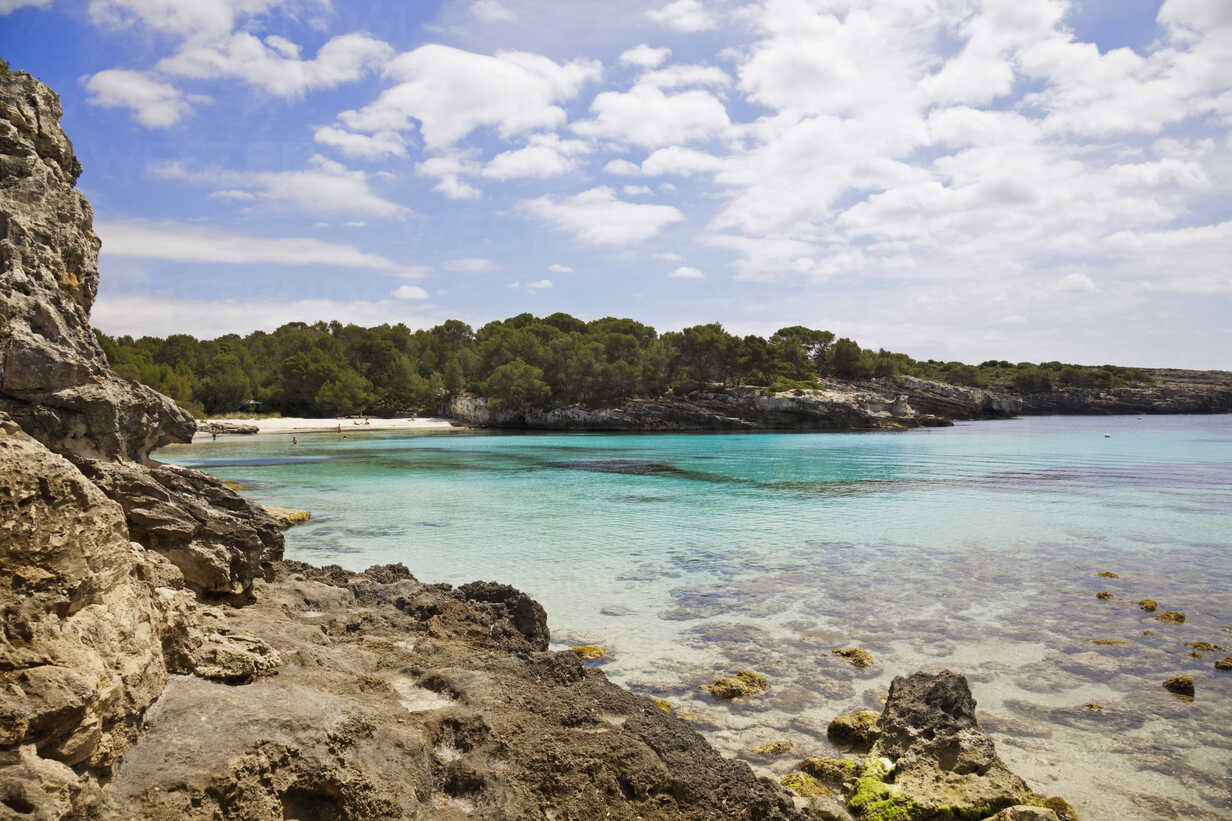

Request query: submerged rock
[
  {"left": 1137, "top": 599, "right": 1158, "bottom": 612},
  {"left": 752, "top": 740, "right": 794, "bottom": 756},
  {"left": 1096, "top": 571, "right": 1119, "bottom": 578},
  {"left": 833, "top": 647, "right": 876, "bottom": 668},
  {"left": 1183, "top": 641, "right": 1223, "bottom": 653},
  {"left": 263, "top": 506, "right": 311, "bottom": 529},
  {"left": 571, "top": 644, "right": 605, "bottom": 660},
  {"left": 1162, "top": 675, "right": 1194, "bottom": 697},
  {"left": 1155, "top": 610, "right": 1185, "bottom": 624},
  {"left": 1216, "top": 657, "right": 1232, "bottom": 672},
  {"left": 781, "top": 770, "right": 830, "bottom": 797},
  {"left": 1095, "top": 591, "right": 1114, "bottom": 600},
  {"left": 986, "top": 808, "right": 1060, "bottom": 821},
  {"left": 827, "top": 710, "right": 881, "bottom": 751},
  {"left": 702, "top": 669, "right": 768, "bottom": 699},
  {"left": 799, "top": 757, "right": 861, "bottom": 795}
]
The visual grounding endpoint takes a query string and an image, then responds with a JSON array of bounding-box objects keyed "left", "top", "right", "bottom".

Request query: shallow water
[{"left": 158, "top": 415, "right": 1232, "bottom": 819}]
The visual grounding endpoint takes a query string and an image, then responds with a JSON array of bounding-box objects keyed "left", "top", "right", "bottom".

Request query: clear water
[{"left": 157, "top": 415, "right": 1232, "bottom": 819}]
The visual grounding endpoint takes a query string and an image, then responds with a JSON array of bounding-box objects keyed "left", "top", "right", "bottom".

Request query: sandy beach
[{"left": 195, "top": 416, "right": 458, "bottom": 440}]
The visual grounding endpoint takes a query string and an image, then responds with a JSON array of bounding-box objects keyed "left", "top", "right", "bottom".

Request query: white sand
[{"left": 195, "top": 416, "right": 457, "bottom": 439}]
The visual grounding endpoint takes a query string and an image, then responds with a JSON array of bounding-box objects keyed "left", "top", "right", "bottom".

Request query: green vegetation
[
  {"left": 0, "top": 58, "right": 10, "bottom": 76},
  {"left": 94, "top": 314, "right": 1152, "bottom": 418}
]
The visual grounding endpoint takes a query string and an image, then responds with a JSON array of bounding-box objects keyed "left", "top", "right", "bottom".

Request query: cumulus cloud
[
  {"left": 646, "top": 0, "right": 716, "bottom": 32},
  {"left": 314, "top": 126, "right": 407, "bottom": 160},
  {"left": 159, "top": 32, "right": 393, "bottom": 97},
  {"left": 83, "top": 70, "right": 193, "bottom": 127},
  {"left": 641, "top": 146, "right": 724, "bottom": 176},
  {"left": 548, "top": 264, "right": 574, "bottom": 273},
  {"left": 416, "top": 154, "right": 483, "bottom": 199},
  {"left": 87, "top": 0, "right": 278, "bottom": 40},
  {"left": 338, "top": 45, "right": 601, "bottom": 149},
  {"left": 1, "top": 0, "right": 51, "bottom": 13},
  {"left": 603, "top": 159, "right": 643, "bottom": 176},
  {"left": 526, "top": 279, "right": 552, "bottom": 289},
  {"left": 574, "top": 83, "right": 730, "bottom": 148},
  {"left": 638, "top": 64, "right": 731, "bottom": 90},
  {"left": 482, "top": 133, "right": 592, "bottom": 180},
  {"left": 520, "top": 187, "right": 685, "bottom": 244},
  {"left": 619, "top": 44, "right": 671, "bottom": 69}
]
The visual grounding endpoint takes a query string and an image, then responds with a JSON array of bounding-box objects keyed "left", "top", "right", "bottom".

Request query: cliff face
[
  {"left": 0, "top": 74, "right": 196, "bottom": 463},
  {"left": 0, "top": 73, "right": 281, "bottom": 601}
]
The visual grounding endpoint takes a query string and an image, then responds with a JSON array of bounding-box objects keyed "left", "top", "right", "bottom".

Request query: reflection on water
[{"left": 158, "top": 414, "right": 1232, "bottom": 820}]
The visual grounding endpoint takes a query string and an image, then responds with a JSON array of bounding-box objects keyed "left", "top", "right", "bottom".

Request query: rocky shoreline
[{"left": 447, "top": 369, "right": 1232, "bottom": 433}]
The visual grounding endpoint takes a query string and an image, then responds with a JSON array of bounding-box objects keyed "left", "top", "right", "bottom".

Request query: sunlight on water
[{"left": 158, "top": 414, "right": 1232, "bottom": 819}]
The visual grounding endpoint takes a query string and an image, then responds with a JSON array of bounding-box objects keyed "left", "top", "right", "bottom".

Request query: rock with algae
[
  {"left": 263, "top": 507, "right": 312, "bottom": 529},
  {"left": 1137, "top": 599, "right": 1158, "bottom": 612},
  {"left": 834, "top": 648, "right": 876, "bottom": 668},
  {"left": 1155, "top": 610, "right": 1185, "bottom": 624},
  {"left": 701, "top": 669, "right": 768, "bottom": 699},
  {"left": 827, "top": 710, "right": 882, "bottom": 750},
  {"left": 570, "top": 644, "right": 605, "bottom": 660},
  {"left": 1162, "top": 675, "right": 1194, "bottom": 697},
  {"left": 1216, "top": 657, "right": 1232, "bottom": 672},
  {"left": 781, "top": 770, "right": 831, "bottom": 797},
  {"left": 752, "top": 740, "right": 794, "bottom": 756}
]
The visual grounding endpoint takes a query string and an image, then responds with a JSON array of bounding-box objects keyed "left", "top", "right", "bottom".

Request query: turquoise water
[{"left": 158, "top": 415, "right": 1232, "bottom": 819}]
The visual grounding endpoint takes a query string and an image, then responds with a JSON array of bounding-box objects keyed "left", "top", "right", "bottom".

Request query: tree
[
  {"left": 483, "top": 359, "right": 551, "bottom": 412},
  {"left": 314, "top": 368, "right": 373, "bottom": 416},
  {"left": 829, "top": 338, "right": 868, "bottom": 379}
]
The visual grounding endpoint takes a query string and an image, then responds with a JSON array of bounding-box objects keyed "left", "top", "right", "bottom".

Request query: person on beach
[
  {"left": 336, "top": 423, "right": 342, "bottom": 433},
  {"left": 292, "top": 436, "right": 298, "bottom": 446}
]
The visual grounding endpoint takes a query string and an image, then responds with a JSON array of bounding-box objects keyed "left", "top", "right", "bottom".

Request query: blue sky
[{"left": 2, "top": 0, "right": 1229, "bottom": 367}]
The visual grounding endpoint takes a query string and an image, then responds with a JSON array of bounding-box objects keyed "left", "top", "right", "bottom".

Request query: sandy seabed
[{"left": 195, "top": 416, "right": 457, "bottom": 440}]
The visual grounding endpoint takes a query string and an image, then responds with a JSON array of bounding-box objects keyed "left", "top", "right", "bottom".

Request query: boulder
[
  {"left": 1162, "top": 675, "right": 1194, "bottom": 697},
  {"left": 854, "top": 670, "right": 1042, "bottom": 819},
  {"left": 834, "top": 648, "right": 876, "bottom": 668},
  {"left": 702, "top": 669, "right": 768, "bottom": 699}
]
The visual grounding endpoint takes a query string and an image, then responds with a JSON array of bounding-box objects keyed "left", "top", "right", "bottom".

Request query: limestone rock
[
  {"left": 1155, "top": 610, "right": 1185, "bottom": 624},
  {"left": 833, "top": 647, "right": 876, "bottom": 668},
  {"left": 452, "top": 580, "right": 550, "bottom": 651},
  {"left": 827, "top": 709, "right": 881, "bottom": 750},
  {"left": 79, "top": 460, "right": 283, "bottom": 599},
  {"left": 799, "top": 757, "right": 861, "bottom": 795},
  {"left": 751, "top": 740, "right": 794, "bottom": 756},
  {"left": 0, "top": 417, "right": 168, "bottom": 780},
  {"left": 781, "top": 769, "right": 830, "bottom": 797},
  {"left": 986, "top": 807, "right": 1060, "bottom": 821},
  {"left": 263, "top": 506, "right": 311, "bottom": 529},
  {"left": 860, "top": 670, "right": 1043, "bottom": 818},
  {"left": 1162, "top": 675, "right": 1194, "bottom": 697},
  {"left": 0, "top": 74, "right": 195, "bottom": 463},
  {"left": 702, "top": 669, "right": 768, "bottom": 699}
]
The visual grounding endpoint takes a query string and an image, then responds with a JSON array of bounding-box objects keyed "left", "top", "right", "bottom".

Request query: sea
[{"left": 156, "top": 414, "right": 1232, "bottom": 819}]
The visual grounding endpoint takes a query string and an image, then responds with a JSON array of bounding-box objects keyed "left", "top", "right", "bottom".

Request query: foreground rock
[
  {"left": 98, "top": 562, "right": 807, "bottom": 820},
  {"left": 847, "top": 670, "right": 1055, "bottom": 820}
]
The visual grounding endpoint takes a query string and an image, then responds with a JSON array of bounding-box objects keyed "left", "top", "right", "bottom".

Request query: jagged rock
[
  {"left": 856, "top": 670, "right": 1043, "bottom": 819},
  {"left": 827, "top": 710, "right": 881, "bottom": 750},
  {"left": 0, "top": 74, "right": 195, "bottom": 463},
  {"left": 0, "top": 418, "right": 170, "bottom": 780},
  {"left": 199, "top": 421, "right": 259, "bottom": 435},
  {"left": 80, "top": 460, "right": 282, "bottom": 600},
  {"left": 1162, "top": 675, "right": 1194, "bottom": 697},
  {"left": 799, "top": 757, "right": 861, "bottom": 795},
  {"left": 452, "top": 580, "right": 550, "bottom": 651},
  {"left": 781, "top": 770, "right": 830, "bottom": 797}
]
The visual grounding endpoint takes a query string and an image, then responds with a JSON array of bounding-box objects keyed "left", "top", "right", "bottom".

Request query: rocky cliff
[{"left": 449, "top": 370, "right": 1231, "bottom": 432}]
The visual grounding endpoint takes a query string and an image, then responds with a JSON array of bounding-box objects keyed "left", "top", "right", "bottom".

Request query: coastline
[{"left": 195, "top": 416, "right": 458, "bottom": 439}]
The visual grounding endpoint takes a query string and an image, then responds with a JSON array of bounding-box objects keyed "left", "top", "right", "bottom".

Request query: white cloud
[
  {"left": 92, "top": 294, "right": 449, "bottom": 339},
  {"left": 338, "top": 45, "right": 601, "bottom": 149},
  {"left": 443, "top": 257, "right": 498, "bottom": 273},
  {"left": 647, "top": 0, "right": 716, "bottom": 32},
  {"left": 526, "top": 279, "right": 552, "bottom": 289},
  {"left": 603, "top": 159, "right": 643, "bottom": 176},
  {"left": 641, "top": 145, "right": 724, "bottom": 176},
  {"left": 157, "top": 155, "right": 407, "bottom": 218},
  {"left": 392, "top": 284, "right": 430, "bottom": 299},
  {"left": 314, "top": 126, "right": 408, "bottom": 160},
  {"left": 83, "top": 70, "right": 192, "bottom": 127},
  {"left": 1, "top": 0, "right": 51, "bottom": 13},
  {"left": 96, "top": 220, "right": 415, "bottom": 273},
  {"left": 574, "top": 83, "right": 730, "bottom": 148},
  {"left": 520, "top": 186, "right": 685, "bottom": 245},
  {"left": 548, "top": 264, "right": 573, "bottom": 273},
  {"left": 668, "top": 266, "right": 705, "bottom": 279},
  {"left": 159, "top": 32, "right": 392, "bottom": 97},
  {"left": 619, "top": 44, "right": 672, "bottom": 69},
  {"left": 416, "top": 153, "right": 482, "bottom": 199},
  {"left": 624, "top": 185, "right": 654, "bottom": 195},
  {"left": 87, "top": 0, "right": 278, "bottom": 40},
  {"left": 653, "top": 251, "right": 684, "bottom": 261},
  {"left": 470, "top": 0, "right": 515, "bottom": 22},
  {"left": 638, "top": 64, "right": 731, "bottom": 90},
  {"left": 482, "top": 133, "right": 591, "bottom": 180}
]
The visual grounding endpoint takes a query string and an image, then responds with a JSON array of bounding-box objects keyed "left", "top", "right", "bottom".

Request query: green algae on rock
[
  {"left": 752, "top": 740, "right": 794, "bottom": 756},
  {"left": 781, "top": 769, "right": 831, "bottom": 797},
  {"left": 1155, "top": 610, "right": 1185, "bottom": 624},
  {"left": 1183, "top": 641, "right": 1223, "bottom": 653},
  {"left": 799, "top": 757, "right": 861, "bottom": 795},
  {"left": 827, "top": 710, "right": 882, "bottom": 751},
  {"left": 263, "top": 506, "right": 312, "bottom": 529},
  {"left": 701, "top": 669, "right": 767, "bottom": 699},
  {"left": 834, "top": 647, "right": 876, "bottom": 668},
  {"left": 1137, "top": 599, "right": 1158, "bottom": 612}
]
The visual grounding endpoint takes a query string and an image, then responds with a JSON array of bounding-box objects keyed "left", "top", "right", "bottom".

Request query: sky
[{"left": 1, "top": 0, "right": 1229, "bottom": 368}]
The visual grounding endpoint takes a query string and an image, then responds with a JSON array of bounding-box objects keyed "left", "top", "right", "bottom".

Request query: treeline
[{"left": 94, "top": 314, "right": 1150, "bottom": 418}]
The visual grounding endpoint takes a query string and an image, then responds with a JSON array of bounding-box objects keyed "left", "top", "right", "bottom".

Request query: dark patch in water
[
  {"left": 549, "top": 459, "right": 686, "bottom": 476},
  {"left": 183, "top": 456, "right": 329, "bottom": 468},
  {"left": 417, "top": 522, "right": 446, "bottom": 528},
  {"left": 617, "top": 494, "right": 669, "bottom": 503}
]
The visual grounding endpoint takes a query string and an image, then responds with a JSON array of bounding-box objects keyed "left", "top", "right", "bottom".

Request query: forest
[{"left": 94, "top": 314, "right": 1151, "bottom": 418}]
